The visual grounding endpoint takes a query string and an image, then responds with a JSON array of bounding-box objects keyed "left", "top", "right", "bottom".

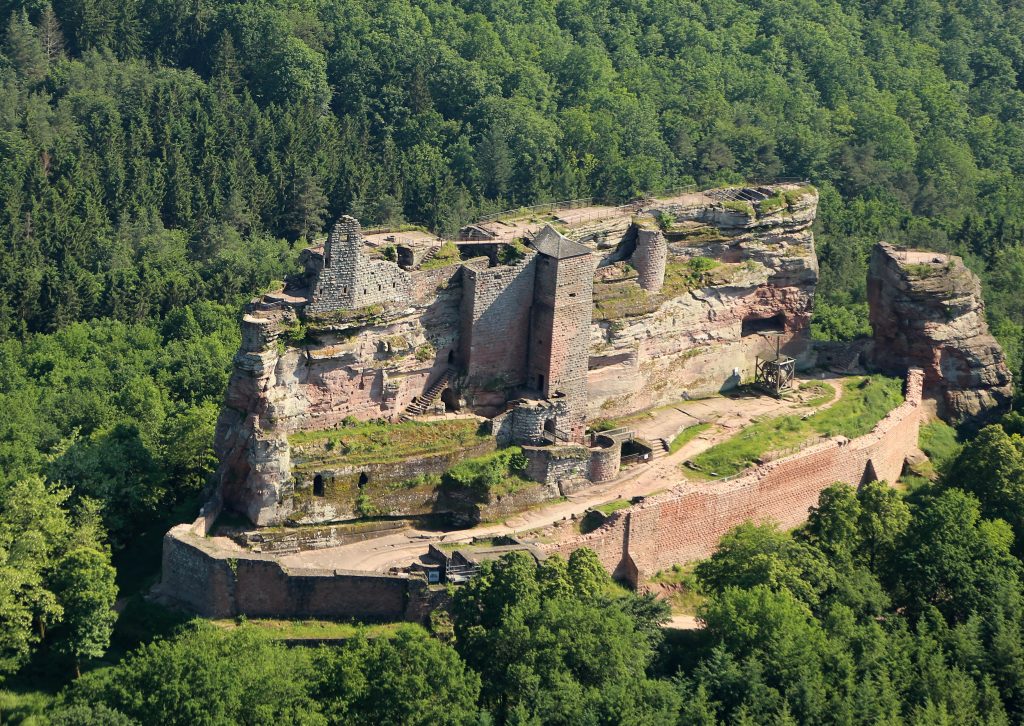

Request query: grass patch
[
  {"left": 758, "top": 194, "right": 786, "bottom": 215},
  {"left": 686, "top": 375, "right": 903, "bottom": 478},
  {"left": 904, "top": 262, "right": 945, "bottom": 279},
  {"left": 593, "top": 279, "right": 659, "bottom": 320},
  {"left": 809, "top": 375, "right": 904, "bottom": 438},
  {"left": 784, "top": 185, "right": 815, "bottom": 205},
  {"left": 650, "top": 563, "right": 705, "bottom": 615},
  {"left": 669, "top": 423, "right": 712, "bottom": 454},
  {"left": 594, "top": 498, "right": 632, "bottom": 515},
  {"left": 290, "top": 418, "right": 489, "bottom": 468},
  {"left": 211, "top": 619, "right": 419, "bottom": 640},
  {"left": 444, "top": 447, "right": 531, "bottom": 498},
  {"left": 722, "top": 200, "right": 754, "bottom": 216},
  {"left": 798, "top": 380, "right": 836, "bottom": 408},
  {"left": 418, "top": 242, "right": 462, "bottom": 270},
  {"left": 593, "top": 258, "right": 723, "bottom": 321},
  {"left": 919, "top": 419, "right": 961, "bottom": 469}
]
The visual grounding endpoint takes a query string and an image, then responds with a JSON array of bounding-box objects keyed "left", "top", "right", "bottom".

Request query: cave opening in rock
[
  {"left": 742, "top": 313, "right": 786, "bottom": 337},
  {"left": 358, "top": 472, "right": 368, "bottom": 489},
  {"left": 313, "top": 474, "right": 325, "bottom": 497},
  {"left": 441, "top": 388, "right": 459, "bottom": 412}
]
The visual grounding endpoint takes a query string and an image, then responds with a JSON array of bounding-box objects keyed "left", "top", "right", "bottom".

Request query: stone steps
[
  {"left": 414, "top": 246, "right": 441, "bottom": 270},
  {"left": 399, "top": 369, "right": 453, "bottom": 422}
]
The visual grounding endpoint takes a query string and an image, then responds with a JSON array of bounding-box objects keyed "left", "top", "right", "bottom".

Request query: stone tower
[
  {"left": 632, "top": 228, "right": 667, "bottom": 293},
  {"left": 306, "top": 216, "right": 412, "bottom": 315},
  {"left": 527, "top": 226, "right": 594, "bottom": 442}
]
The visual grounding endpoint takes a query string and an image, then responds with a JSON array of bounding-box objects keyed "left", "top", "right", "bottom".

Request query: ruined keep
[{"left": 214, "top": 184, "right": 824, "bottom": 527}]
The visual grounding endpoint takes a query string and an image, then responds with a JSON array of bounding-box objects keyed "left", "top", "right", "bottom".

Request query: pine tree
[
  {"left": 36, "top": 3, "right": 65, "bottom": 64},
  {"left": 5, "top": 10, "right": 46, "bottom": 85}
]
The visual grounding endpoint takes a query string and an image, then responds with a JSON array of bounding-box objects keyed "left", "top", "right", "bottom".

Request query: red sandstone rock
[{"left": 868, "top": 242, "right": 1012, "bottom": 426}]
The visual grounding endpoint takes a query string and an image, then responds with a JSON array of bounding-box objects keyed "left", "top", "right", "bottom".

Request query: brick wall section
[
  {"left": 307, "top": 216, "right": 412, "bottom": 314},
  {"left": 545, "top": 369, "right": 924, "bottom": 582},
  {"left": 527, "top": 253, "right": 594, "bottom": 441},
  {"left": 160, "top": 519, "right": 412, "bottom": 620},
  {"left": 632, "top": 229, "right": 667, "bottom": 293},
  {"left": 460, "top": 255, "right": 537, "bottom": 390}
]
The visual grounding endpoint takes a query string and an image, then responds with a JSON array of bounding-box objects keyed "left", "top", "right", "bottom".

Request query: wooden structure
[{"left": 754, "top": 333, "right": 795, "bottom": 397}]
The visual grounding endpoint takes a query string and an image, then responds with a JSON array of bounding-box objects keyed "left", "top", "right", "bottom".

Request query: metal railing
[
  {"left": 445, "top": 561, "right": 480, "bottom": 583},
  {"left": 542, "top": 427, "right": 572, "bottom": 444}
]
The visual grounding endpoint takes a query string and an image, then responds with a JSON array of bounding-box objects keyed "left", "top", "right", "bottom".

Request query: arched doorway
[
  {"left": 358, "top": 472, "right": 368, "bottom": 489},
  {"left": 441, "top": 387, "right": 459, "bottom": 412},
  {"left": 313, "top": 474, "right": 325, "bottom": 497}
]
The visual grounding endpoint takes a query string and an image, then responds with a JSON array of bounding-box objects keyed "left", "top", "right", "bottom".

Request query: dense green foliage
[
  {"left": 0, "top": 0, "right": 1020, "bottom": 352},
  {"left": 4, "top": 0, "right": 1024, "bottom": 720},
  {"left": 18, "top": 464, "right": 1024, "bottom": 724}
]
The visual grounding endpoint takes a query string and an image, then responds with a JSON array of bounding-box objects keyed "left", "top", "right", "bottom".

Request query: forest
[{"left": 3, "top": 0, "right": 1024, "bottom": 722}]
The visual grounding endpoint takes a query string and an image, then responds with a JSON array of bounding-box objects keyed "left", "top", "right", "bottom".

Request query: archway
[
  {"left": 441, "top": 387, "right": 459, "bottom": 412},
  {"left": 313, "top": 474, "right": 325, "bottom": 497},
  {"left": 358, "top": 472, "right": 368, "bottom": 489}
]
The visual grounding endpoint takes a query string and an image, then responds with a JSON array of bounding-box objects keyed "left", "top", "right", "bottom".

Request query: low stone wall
[
  {"left": 544, "top": 369, "right": 924, "bottom": 583},
  {"left": 523, "top": 445, "right": 589, "bottom": 488},
  {"left": 159, "top": 515, "right": 416, "bottom": 620}
]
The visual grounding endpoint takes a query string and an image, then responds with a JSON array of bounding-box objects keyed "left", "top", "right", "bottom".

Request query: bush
[{"left": 444, "top": 448, "right": 527, "bottom": 497}]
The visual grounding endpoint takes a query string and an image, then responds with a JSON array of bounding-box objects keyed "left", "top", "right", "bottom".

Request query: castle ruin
[{"left": 159, "top": 182, "right": 1012, "bottom": 621}]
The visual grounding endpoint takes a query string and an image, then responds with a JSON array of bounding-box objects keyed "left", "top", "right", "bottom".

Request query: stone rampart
[
  {"left": 544, "top": 369, "right": 924, "bottom": 583},
  {"left": 159, "top": 515, "right": 414, "bottom": 620}
]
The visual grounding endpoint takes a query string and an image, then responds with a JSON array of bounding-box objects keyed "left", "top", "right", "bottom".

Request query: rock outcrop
[
  {"left": 214, "top": 185, "right": 823, "bottom": 526},
  {"left": 868, "top": 242, "right": 1012, "bottom": 426},
  {"left": 585, "top": 187, "right": 819, "bottom": 417}
]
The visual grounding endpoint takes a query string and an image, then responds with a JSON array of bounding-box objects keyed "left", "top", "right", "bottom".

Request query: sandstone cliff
[
  {"left": 585, "top": 187, "right": 819, "bottom": 417},
  {"left": 868, "top": 242, "right": 1012, "bottom": 425},
  {"left": 214, "top": 185, "right": 822, "bottom": 526}
]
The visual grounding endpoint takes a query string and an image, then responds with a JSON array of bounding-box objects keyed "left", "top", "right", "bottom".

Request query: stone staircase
[
  {"left": 414, "top": 245, "right": 441, "bottom": 270},
  {"left": 400, "top": 369, "right": 453, "bottom": 422},
  {"left": 653, "top": 438, "right": 670, "bottom": 459}
]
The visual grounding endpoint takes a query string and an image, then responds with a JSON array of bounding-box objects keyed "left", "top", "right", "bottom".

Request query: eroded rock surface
[{"left": 868, "top": 242, "right": 1012, "bottom": 425}]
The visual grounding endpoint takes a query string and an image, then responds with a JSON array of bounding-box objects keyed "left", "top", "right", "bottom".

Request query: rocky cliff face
[
  {"left": 214, "top": 184, "right": 822, "bottom": 526},
  {"left": 868, "top": 242, "right": 1012, "bottom": 426},
  {"left": 585, "top": 187, "right": 819, "bottom": 418}
]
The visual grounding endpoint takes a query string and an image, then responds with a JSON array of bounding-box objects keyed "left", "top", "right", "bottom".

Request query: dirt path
[
  {"left": 280, "top": 376, "right": 847, "bottom": 573},
  {"left": 663, "top": 614, "right": 702, "bottom": 630}
]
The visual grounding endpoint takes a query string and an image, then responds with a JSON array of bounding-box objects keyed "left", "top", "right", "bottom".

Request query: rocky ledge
[{"left": 868, "top": 242, "right": 1012, "bottom": 426}]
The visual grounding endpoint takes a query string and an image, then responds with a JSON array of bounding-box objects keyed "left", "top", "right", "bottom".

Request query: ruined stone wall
[
  {"left": 461, "top": 255, "right": 537, "bottom": 392},
  {"left": 523, "top": 445, "right": 590, "bottom": 489},
  {"left": 528, "top": 253, "right": 594, "bottom": 441},
  {"left": 632, "top": 229, "right": 667, "bottom": 292},
  {"left": 587, "top": 191, "right": 819, "bottom": 417},
  {"left": 545, "top": 369, "right": 924, "bottom": 582},
  {"left": 307, "top": 216, "right": 412, "bottom": 315},
  {"left": 160, "top": 523, "right": 412, "bottom": 619},
  {"left": 216, "top": 264, "right": 464, "bottom": 526}
]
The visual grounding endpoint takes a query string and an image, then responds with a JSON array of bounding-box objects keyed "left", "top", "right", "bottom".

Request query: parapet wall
[
  {"left": 159, "top": 511, "right": 417, "bottom": 620},
  {"left": 545, "top": 369, "right": 924, "bottom": 582}
]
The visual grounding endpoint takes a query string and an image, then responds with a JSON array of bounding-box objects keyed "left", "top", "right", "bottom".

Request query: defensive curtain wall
[
  {"left": 158, "top": 499, "right": 442, "bottom": 620},
  {"left": 160, "top": 368, "right": 923, "bottom": 618},
  {"left": 544, "top": 368, "right": 925, "bottom": 584}
]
